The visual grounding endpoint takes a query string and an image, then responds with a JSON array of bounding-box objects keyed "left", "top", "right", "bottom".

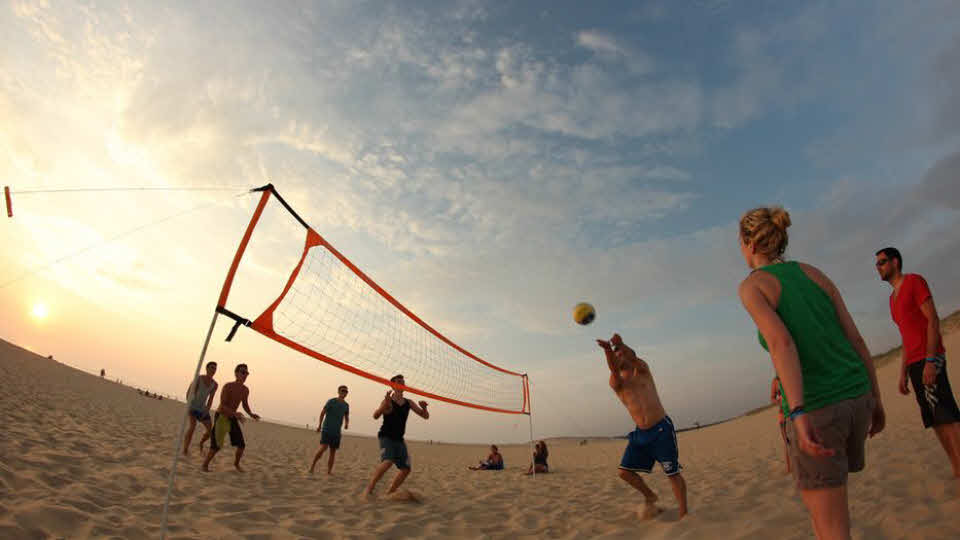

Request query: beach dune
[{"left": 1, "top": 323, "right": 959, "bottom": 538}]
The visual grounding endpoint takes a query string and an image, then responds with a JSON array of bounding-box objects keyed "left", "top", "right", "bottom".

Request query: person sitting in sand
[
  {"left": 469, "top": 445, "right": 504, "bottom": 470},
  {"left": 524, "top": 440, "right": 548, "bottom": 475},
  {"left": 309, "top": 384, "right": 350, "bottom": 475},
  {"left": 771, "top": 375, "right": 791, "bottom": 474},
  {"left": 364, "top": 374, "right": 430, "bottom": 497},
  {"left": 183, "top": 361, "right": 218, "bottom": 456},
  {"left": 597, "top": 333, "right": 688, "bottom": 519},
  {"left": 201, "top": 364, "right": 260, "bottom": 472}
]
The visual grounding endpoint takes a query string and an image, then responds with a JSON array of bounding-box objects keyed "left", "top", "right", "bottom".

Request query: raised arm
[
  {"left": 373, "top": 391, "right": 393, "bottom": 419},
  {"left": 596, "top": 338, "right": 622, "bottom": 389},
  {"left": 409, "top": 399, "right": 430, "bottom": 419}
]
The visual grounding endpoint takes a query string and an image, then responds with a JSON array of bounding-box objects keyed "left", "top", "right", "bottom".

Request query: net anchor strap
[{"left": 216, "top": 306, "right": 251, "bottom": 342}]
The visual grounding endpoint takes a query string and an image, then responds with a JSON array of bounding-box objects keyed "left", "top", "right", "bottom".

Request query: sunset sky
[{"left": 2, "top": 1, "right": 960, "bottom": 443}]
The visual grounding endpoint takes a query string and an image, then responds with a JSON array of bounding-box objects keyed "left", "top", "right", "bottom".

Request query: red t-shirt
[{"left": 890, "top": 273, "right": 944, "bottom": 366}]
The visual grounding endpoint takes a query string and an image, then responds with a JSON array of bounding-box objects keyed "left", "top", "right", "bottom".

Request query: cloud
[
  {"left": 932, "top": 35, "right": 960, "bottom": 138},
  {"left": 576, "top": 29, "right": 655, "bottom": 75},
  {"left": 711, "top": 3, "right": 829, "bottom": 128},
  {"left": 918, "top": 150, "right": 960, "bottom": 209},
  {"left": 577, "top": 30, "right": 624, "bottom": 55}
]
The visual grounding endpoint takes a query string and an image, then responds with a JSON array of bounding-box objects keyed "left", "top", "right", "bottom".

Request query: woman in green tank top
[{"left": 737, "top": 206, "right": 885, "bottom": 540}]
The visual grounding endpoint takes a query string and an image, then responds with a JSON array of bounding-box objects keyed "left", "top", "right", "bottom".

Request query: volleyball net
[{"left": 215, "top": 185, "right": 530, "bottom": 415}]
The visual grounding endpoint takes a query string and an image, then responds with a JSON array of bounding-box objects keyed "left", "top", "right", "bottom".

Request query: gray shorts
[
  {"left": 378, "top": 436, "right": 410, "bottom": 470},
  {"left": 785, "top": 393, "right": 874, "bottom": 490}
]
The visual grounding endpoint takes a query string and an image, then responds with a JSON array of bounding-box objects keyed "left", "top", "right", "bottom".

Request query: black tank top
[{"left": 378, "top": 398, "right": 410, "bottom": 440}]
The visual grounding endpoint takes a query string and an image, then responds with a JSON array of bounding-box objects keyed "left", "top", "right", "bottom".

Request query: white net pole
[
  {"left": 159, "top": 310, "right": 220, "bottom": 540},
  {"left": 527, "top": 376, "right": 535, "bottom": 479}
]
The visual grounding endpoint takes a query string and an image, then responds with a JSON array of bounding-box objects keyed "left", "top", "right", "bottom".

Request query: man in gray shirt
[{"left": 310, "top": 385, "right": 350, "bottom": 474}]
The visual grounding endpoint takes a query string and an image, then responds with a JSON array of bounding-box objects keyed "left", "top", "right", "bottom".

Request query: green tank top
[{"left": 756, "top": 261, "right": 870, "bottom": 414}]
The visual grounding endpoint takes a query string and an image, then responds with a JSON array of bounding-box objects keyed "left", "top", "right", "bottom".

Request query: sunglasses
[
  {"left": 237, "top": 370, "right": 250, "bottom": 375},
  {"left": 339, "top": 389, "right": 349, "bottom": 393},
  {"left": 875, "top": 259, "right": 889, "bottom": 267}
]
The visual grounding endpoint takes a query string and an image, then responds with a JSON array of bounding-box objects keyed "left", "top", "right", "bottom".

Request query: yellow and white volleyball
[{"left": 573, "top": 302, "right": 596, "bottom": 325}]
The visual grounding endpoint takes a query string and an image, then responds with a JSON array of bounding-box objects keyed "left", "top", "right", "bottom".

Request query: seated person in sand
[
  {"left": 469, "top": 444, "right": 504, "bottom": 470},
  {"left": 598, "top": 333, "right": 688, "bottom": 519},
  {"left": 523, "top": 440, "right": 548, "bottom": 475}
]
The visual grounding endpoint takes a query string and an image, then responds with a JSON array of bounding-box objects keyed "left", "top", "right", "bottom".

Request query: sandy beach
[{"left": 2, "top": 320, "right": 959, "bottom": 539}]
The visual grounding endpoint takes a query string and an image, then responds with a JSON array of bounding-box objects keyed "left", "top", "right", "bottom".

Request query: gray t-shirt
[{"left": 321, "top": 398, "right": 349, "bottom": 434}]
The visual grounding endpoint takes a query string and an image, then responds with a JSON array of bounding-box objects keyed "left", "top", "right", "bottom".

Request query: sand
[{"left": 2, "top": 329, "right": 960, "bottom": 539}]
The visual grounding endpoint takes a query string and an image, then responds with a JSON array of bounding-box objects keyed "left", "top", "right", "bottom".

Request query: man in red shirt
[{"left": 877, "top": 247, "right": 960, "bottom": 478}]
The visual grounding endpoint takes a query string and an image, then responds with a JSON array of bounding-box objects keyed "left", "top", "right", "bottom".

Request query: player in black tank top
[
  {"left": 364, "top": 375, "right": 431, "bottom": 497},
  {"left": 378, "top": 399, "right": 411, "bottom": 440}
]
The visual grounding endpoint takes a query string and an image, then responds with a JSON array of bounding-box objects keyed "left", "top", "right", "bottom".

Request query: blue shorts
[
  {"left": 320, "top": 430, "right": 342, "bottom": 450},
  {"left": 619, "top": 416, "right": 682, "bottom": 476},
  {"left": 189, "top": 407, "right": 211, "bottom": 422},
  {"left": 378, "top": 436, "right": 411, "bottom": 470}
]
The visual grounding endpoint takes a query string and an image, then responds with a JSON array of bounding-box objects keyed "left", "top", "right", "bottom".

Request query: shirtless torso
[
  {"left": 217, "top": 381, "right": 251, "bottom": 418},
  {"left": 605, "top": 335, "right": 666, "bottom": 429}
]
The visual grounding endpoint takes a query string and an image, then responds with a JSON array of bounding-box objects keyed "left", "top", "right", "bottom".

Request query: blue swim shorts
[
  {"left": 378, "top": 436, "right": 411, "bottom": 470},
  {"left": 619, "top": 416, "right": 682, "bottom": 476}
]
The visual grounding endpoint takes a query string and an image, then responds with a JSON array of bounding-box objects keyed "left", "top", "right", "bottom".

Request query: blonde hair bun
[
  {"left": 770, "top": 207, "right": 791, "bottom": 232},
  {"left": 739, "top": 205, "right": 791, "bottom": 260}
]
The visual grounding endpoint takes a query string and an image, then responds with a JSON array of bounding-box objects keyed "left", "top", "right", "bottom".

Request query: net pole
[
  {"left": 526, "top": 375, "right": 535, "bottom": 479},
  {"left": 159, "top": 185, "right": 272, "bottom": 539},
  {"left": 159, "top": 310, "right": 219, "bottom": 540}
]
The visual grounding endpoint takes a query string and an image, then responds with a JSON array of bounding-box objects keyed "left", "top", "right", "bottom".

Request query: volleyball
[{"left": 573, "top": 302, "right": 596, "bottom": 325}]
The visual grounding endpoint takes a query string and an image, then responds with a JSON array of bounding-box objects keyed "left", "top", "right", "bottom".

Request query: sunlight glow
[{"left": 31, "top": 302, "right": 49, "bottom": 321}]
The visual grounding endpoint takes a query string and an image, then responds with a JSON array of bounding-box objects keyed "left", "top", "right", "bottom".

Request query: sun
[{"left": 31, "top": 302, "right": 49, "bottom": 321}]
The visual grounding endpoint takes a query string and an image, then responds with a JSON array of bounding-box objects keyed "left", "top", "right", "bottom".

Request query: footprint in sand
[
  {"left": 387, "top": 489, "right": 423, "bottom": 503},
  {"left": 638, "top": 503, "right": 663, "bottom": 520}
]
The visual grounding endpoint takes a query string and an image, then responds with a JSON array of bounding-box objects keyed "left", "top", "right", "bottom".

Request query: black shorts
[
  {"left": 908, "top": 359, "right": 960, "bottom": 428},
  {"left": 211, "top": 413, "right": 246, "bottom": 450},
  {"left": 320, "top": 430, "right": 341, "bottom": 450}
]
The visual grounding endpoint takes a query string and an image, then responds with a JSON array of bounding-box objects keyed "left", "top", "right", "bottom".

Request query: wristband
[
  {"left": 925, "top": 356, "right": 944, "bottom": 369},
  {"left": 788, "top": 406, "right": 806, "bottom": 420}
]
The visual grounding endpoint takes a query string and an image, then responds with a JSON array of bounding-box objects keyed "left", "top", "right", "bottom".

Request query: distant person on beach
[
  {"left": 597, "top": 334, "right": 688, "bottom": 520},
  {"left": 771, "top": 375, "right": 791, "bottom": 474},
  {"left": 364, "top": 374, "right": 430, "bottom": 496},
  {"left": 202, "top": 364, "right": 260, "bottom": 472},
  {"left": 469, "top": 445, "right": 504, "bottom": 470},
  {"left": 523, "top": 440, "right": 548, "bottom": 475},
  {"left": 738, "top": 206, "right": 884, "bottom": 538},
  {"left": 876, "top": 247, "right": 960, "bottom": 478},
  {"left": 183, "top": 361, "right": 219, "bottom": 456},
  {"left": 310, "top": 384, "right": 350, "bottom": 474}
]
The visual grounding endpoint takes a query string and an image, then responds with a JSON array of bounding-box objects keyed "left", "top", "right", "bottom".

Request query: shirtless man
[
  {"left": 597, "top": 333, "right": 688, "bottom": 519},
  {"left": 201, "top": 364, "right": 260, "bottom": 472}
]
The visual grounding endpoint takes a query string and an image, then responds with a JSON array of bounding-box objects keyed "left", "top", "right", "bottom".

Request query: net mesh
[{"left": 234, "top": 197, "right": 528, "bottom": 414}]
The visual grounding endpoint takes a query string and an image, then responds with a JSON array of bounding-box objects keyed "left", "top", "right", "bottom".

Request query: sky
[{"left": 2, "top": 0, "right": 960, "bottom": 444}]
